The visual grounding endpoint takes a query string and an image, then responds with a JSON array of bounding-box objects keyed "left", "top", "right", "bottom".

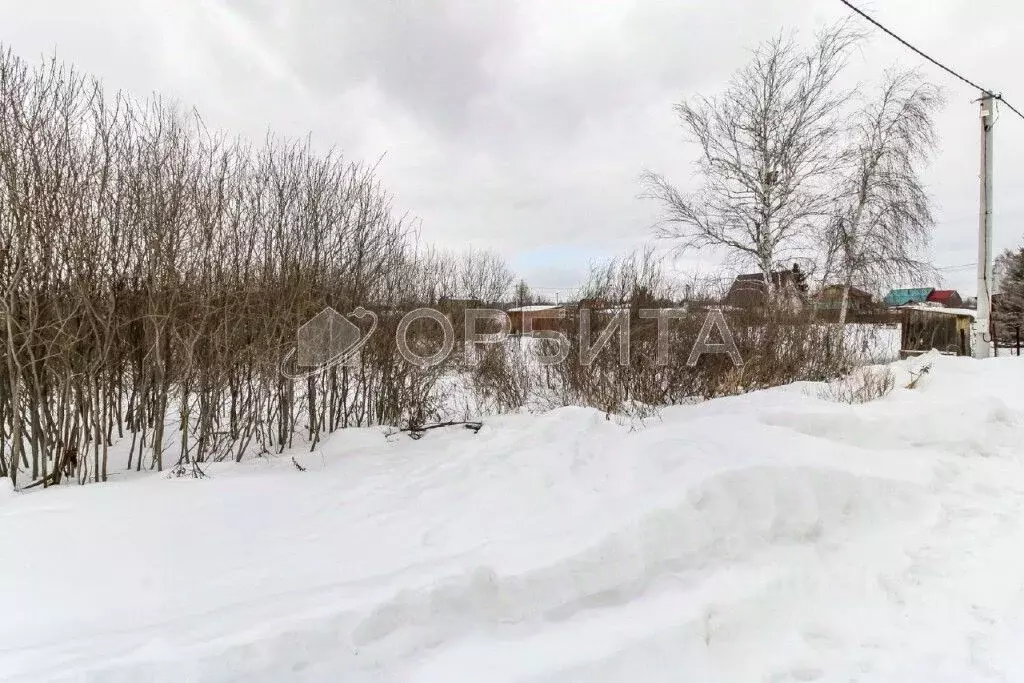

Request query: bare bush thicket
[
  {"left": 469, "top": 343, "right": 536, "bottom": 413},
  {"left": 537, "top": 251, "right": 856, "bottom": 416},
  {"left": 541, "top": 304, "right": 855, "bottom": 415},
  {"left": 0, "top": 49, "right": 468, "bottom": 487},
  {"left": 401, "top": 245, "right": 517, "bottom": 307}
]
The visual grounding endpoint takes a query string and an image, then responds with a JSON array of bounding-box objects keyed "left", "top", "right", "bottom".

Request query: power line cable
[
  {"left": 838, "top": 0, "right": 990, "bottom": 93},
  {"left": 838, "top": 0, "right": 1024, "bottom": 122},
  {"left": 995, "top": 96, "right": 1024, "bottom": 122}
]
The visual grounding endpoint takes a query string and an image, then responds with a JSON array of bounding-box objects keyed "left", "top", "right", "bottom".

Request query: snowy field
[{"left": 4, "top": 352, "right": 1024, "bottom": 682}]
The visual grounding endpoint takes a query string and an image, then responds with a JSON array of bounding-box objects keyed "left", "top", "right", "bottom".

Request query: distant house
[
  {"left": 926, "top": 289, "right": 963, "bottom": 308},
  {"left": 507, "top": 304, "right": 566, "bottom": 334},
  {"left": 723, "top": 264, "right": 807, "bottom": 309},
  {"left": 883, "top": 287, "right": 934, "bottom": 308},
  {"left": 576, "top": 297, "right": 608, "bottom": 310},
  {"left": 813, "top": 284, "right": 875, "bottom": 315}
]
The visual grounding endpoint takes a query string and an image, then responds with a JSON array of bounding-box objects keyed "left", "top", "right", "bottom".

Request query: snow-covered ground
[{"left": 3, "top": 352, "right": 1024, "bottom": 682}]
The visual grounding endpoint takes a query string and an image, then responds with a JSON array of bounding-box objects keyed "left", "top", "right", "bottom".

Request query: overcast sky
[{"left": 2, "top": 0, "right": 1023, "bottom": 297}]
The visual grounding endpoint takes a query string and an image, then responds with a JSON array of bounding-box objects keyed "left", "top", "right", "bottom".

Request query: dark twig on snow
[
  {"left": 387, "top": 421, "right": 484, "bottom": 440},
  {"left": 170, "top": 460, "right": 207, "bottom": 479},
  {"left": 905, "top": 363, "right": 932, "bottom": 390},
  {"left": 291, "top": 457, "right": 307, "bottom": 472}
]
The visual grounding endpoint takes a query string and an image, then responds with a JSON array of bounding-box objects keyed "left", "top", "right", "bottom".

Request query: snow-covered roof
[
  {"left": 897, "top": 303, "right": 977, "bottom": 319},
  {"left": 506, "top": 304, "right": 564, "bottom": 313}
]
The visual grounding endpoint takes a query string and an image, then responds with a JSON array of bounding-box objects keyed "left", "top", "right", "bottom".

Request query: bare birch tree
[
  {"left": 643, "top": 23, "right": 860, "bottom": 292},
  {"left": 827, "top": 70, "right": 943, "bottom": 325}
]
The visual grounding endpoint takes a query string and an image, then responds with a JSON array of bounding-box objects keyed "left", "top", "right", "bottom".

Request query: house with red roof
[{"left": 926, "top": 289, "right": 963, "bottom": 308}]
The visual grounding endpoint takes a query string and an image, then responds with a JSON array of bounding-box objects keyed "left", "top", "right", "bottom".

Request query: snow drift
[{"left": 3, "top": 353, "right": 1024, "bottom": 682}]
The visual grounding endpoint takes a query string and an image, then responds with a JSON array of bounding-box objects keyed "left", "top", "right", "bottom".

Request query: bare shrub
[
  {"left": 0, "top": 46, "right": 495, "bottom": 488},
  {"left": 535, "top": 252, "right": 857, "bottom": 417},
  {"left": 819, "top": 366, "right": 895, "bottom": 404},
  {"left": 469, "top": 343, "right": 535, "bottom": 413}
]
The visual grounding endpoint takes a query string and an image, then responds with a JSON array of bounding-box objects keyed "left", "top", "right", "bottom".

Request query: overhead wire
[{"left": 838, "top": 0, "right": 1024, "bottom": 122}]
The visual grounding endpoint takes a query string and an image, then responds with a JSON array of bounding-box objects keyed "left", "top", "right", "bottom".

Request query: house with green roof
[{"left": 883, "top": 287, "right": 934, "bottom": 307}]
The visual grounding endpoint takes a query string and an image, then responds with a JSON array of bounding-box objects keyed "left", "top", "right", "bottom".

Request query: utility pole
[{"left": 974, "top": 93, "right": 995, "bottom": 359}]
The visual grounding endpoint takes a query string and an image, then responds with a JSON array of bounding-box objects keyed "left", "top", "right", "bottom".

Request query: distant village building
[
  {"left": 926, "top": 289, "right": 963, "bottom": 308},
  {"left": 723, "top": 264, "right": 807, "bottom": 309},
  {"left": 883, "top": 288, "right": 934, "bottom": 307},
  {"left": 507, "top": 304, "right": 565, "bottom": 334},
  {"left": 883, "top": 288, "right": 963, "bottom": 309},
  {"left": 813, "top": 285, "right": 875, "bottom": 315}
]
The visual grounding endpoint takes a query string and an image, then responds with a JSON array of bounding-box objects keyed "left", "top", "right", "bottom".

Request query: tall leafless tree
[
  {"left": 827, "top": 70, "right": 943, "bottom": 326},
  {"left": 643, "top": 23, "right": 861, "bottom": 293}
]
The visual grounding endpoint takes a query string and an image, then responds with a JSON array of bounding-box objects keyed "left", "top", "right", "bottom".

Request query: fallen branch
[
  {"left": 905, "top": 363, "right": 932, "bottom": 390},
  {"left": 20, "top": 473, "right": 59, "bottom": 491},
  {"left": 388, "top": 420, "right": 484, "bottom": 440},
  {"left": 169, "top": 460, "right": 207, "bottom": 479}
]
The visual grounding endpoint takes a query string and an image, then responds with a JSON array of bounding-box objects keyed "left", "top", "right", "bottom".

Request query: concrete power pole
[{"left": 974, "top": 93, "right": 995, "bottom": 359}]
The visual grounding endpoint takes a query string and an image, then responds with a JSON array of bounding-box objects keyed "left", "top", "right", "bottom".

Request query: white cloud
[{"left": 2, "top": 0, "right": 1023, "bottom": 295}]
